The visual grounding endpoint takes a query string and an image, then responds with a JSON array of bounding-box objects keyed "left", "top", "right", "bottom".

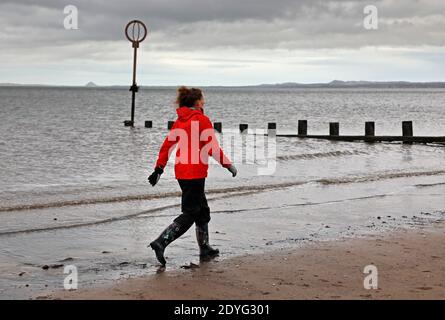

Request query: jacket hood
[{"left": 176, "top": 106, "right": 203, "bottom": 121}]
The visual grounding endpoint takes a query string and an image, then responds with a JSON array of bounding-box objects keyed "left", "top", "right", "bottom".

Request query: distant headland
[{"left": 1, "top": 80, "right": 445, "bottom": 89}]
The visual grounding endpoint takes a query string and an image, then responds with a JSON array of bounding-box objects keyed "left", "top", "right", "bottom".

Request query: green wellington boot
[
  {"left": 196, "top": 223, "right": 219, "bottom": 259},
  {"left": 150, "top": 222, "right": 186, "bottom": 266}
]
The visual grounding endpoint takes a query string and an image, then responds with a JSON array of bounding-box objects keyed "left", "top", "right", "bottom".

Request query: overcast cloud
[{"left": 0, "top": 0, "right": 444, "bottom": 85}]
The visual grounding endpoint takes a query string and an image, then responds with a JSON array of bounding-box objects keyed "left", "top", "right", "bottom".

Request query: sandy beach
[{"left": 50, "top": 221, "right": 445, "bottom": 300}]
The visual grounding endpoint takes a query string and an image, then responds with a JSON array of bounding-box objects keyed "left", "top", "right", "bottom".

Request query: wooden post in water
[
  {"left": 239, "top": 124, "right": 248, "bottom": 133},
  {"left": 365, "top": 122, "right": 375, "bottom": 136},
  {"left": 402, "top": 121, "right": 413, "bottom": 144},
  {"left": 298, "top": 120, "right": 307, "bottom": 136},
  {"left": 364, "top": 121, "right": 375, "bottom": 142},
  {"left": 267, "top": 122, "right": 277, "bottom": 130},
  {"left": 168, "top": 121, "right": 174, "bottom": 130},
  {"left": 213, "top": 122, "right": 222, "bottom": 133},
  {"left": 329, "top": 122, "right": 339, "bottom": 136},
  {"left": 145, "top": 120, "right": 152, "bottom": 128},
  {"left": 267, "top": 122, "right": 276, "bottom": 135}
]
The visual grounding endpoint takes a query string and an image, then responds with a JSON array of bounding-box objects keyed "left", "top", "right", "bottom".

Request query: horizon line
[{"left": 2, "top": 79, "right": 445, "bottom": 88}]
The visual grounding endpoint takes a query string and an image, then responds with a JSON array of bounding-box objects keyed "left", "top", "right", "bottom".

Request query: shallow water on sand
[
  {"left": 1, "top": 176, "right": 444, "bottom": 299},
  {"left": 0, "top": 87, "right": 445, "bottom": 298}
]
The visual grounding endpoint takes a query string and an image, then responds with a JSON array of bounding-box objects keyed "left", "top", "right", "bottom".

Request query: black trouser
[{"left": 174, "top": 178, "right": 210, "bottom": 229}]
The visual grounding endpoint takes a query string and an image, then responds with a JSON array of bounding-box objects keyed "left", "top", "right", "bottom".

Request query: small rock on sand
[{"left": 180, "top": 263, "right": 199, "bottom": 270}]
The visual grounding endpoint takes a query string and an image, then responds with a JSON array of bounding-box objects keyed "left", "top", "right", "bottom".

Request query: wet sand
[{"left": 51, "top": 222, "right": 445, "bottom": 300}]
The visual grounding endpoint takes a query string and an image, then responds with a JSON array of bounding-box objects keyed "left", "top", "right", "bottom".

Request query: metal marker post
[{"left": 124, "top": 20, "right": 148, "bottom": 127}]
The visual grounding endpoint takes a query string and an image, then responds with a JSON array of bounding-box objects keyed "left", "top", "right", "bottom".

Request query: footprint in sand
[
  {"left": 331, "top": 283, "right": 344, "bottom": 287},
  {"left": 416, "top": 286, "right": 433, "bottom": 290}
]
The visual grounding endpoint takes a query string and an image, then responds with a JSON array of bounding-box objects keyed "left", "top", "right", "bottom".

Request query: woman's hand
[
  {"left": 148, "top": 167, "right": 164, "bottom": 186},
  {"left": 227, "top": 165, "right": 237, "bottom": 177}
]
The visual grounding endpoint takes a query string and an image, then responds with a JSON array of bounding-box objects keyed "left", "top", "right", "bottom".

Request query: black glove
[
  {"left": 227, "top": 164, "right": 237, "bottom": 177},
  {"left": 148, "top": 167, "right": 164, "bottom": 186}
]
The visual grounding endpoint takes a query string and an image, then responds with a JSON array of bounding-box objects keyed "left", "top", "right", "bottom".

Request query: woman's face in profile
[{"left": 196, "top": 95, "right": 205, "bottom": 109}]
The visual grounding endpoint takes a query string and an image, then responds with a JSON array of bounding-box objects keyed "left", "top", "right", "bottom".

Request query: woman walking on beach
[{"left": 148, "top": 86, "right": 237, "bottom": 266}]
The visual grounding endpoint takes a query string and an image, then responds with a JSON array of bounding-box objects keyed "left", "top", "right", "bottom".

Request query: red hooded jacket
[{"left": 154, "top": 107, "right": 232, "bottom": 180}]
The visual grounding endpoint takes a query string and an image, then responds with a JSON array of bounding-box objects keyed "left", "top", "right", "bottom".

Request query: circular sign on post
[
  {"left": 124, "top": 19, "right": 148, "bottom": 127},
  {"left": 125, "top": 20, "right": 148, "bottom": 47}
]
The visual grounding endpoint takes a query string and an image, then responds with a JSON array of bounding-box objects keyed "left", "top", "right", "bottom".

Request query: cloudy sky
[{"left": 0, "top": 0, "right": 444, "bottom": 86}]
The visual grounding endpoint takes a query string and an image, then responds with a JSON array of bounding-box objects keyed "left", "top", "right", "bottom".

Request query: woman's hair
[{"left": 176, "top": 86, "right": 203, "bottom": 108}]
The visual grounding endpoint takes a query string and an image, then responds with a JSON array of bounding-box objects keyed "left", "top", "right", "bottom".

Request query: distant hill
[
  {"left": 85, "top": 82, "right": 98, "bottom": 87},
  {"left": 255, "top": 80, "right": 445, "bottom": 88}
]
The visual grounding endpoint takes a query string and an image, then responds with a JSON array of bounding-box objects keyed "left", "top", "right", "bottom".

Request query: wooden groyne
[
  {"left": 266, "top": 121, "right": 445, "bottom": 144},
  {"left": 279, "top": 134, "right": 445, "bottom": 144},
  {"left": 142, "top": 120, "right": 445, "bottom": 144}
]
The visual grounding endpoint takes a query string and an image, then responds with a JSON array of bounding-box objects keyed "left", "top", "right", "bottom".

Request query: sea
[{"left": 1, "top": 86, "right": 445, "bottom": 298}]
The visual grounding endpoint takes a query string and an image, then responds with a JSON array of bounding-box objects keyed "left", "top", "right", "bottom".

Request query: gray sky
[{"left": 0, "top": 0, "right": 444, "bottom": 85}]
